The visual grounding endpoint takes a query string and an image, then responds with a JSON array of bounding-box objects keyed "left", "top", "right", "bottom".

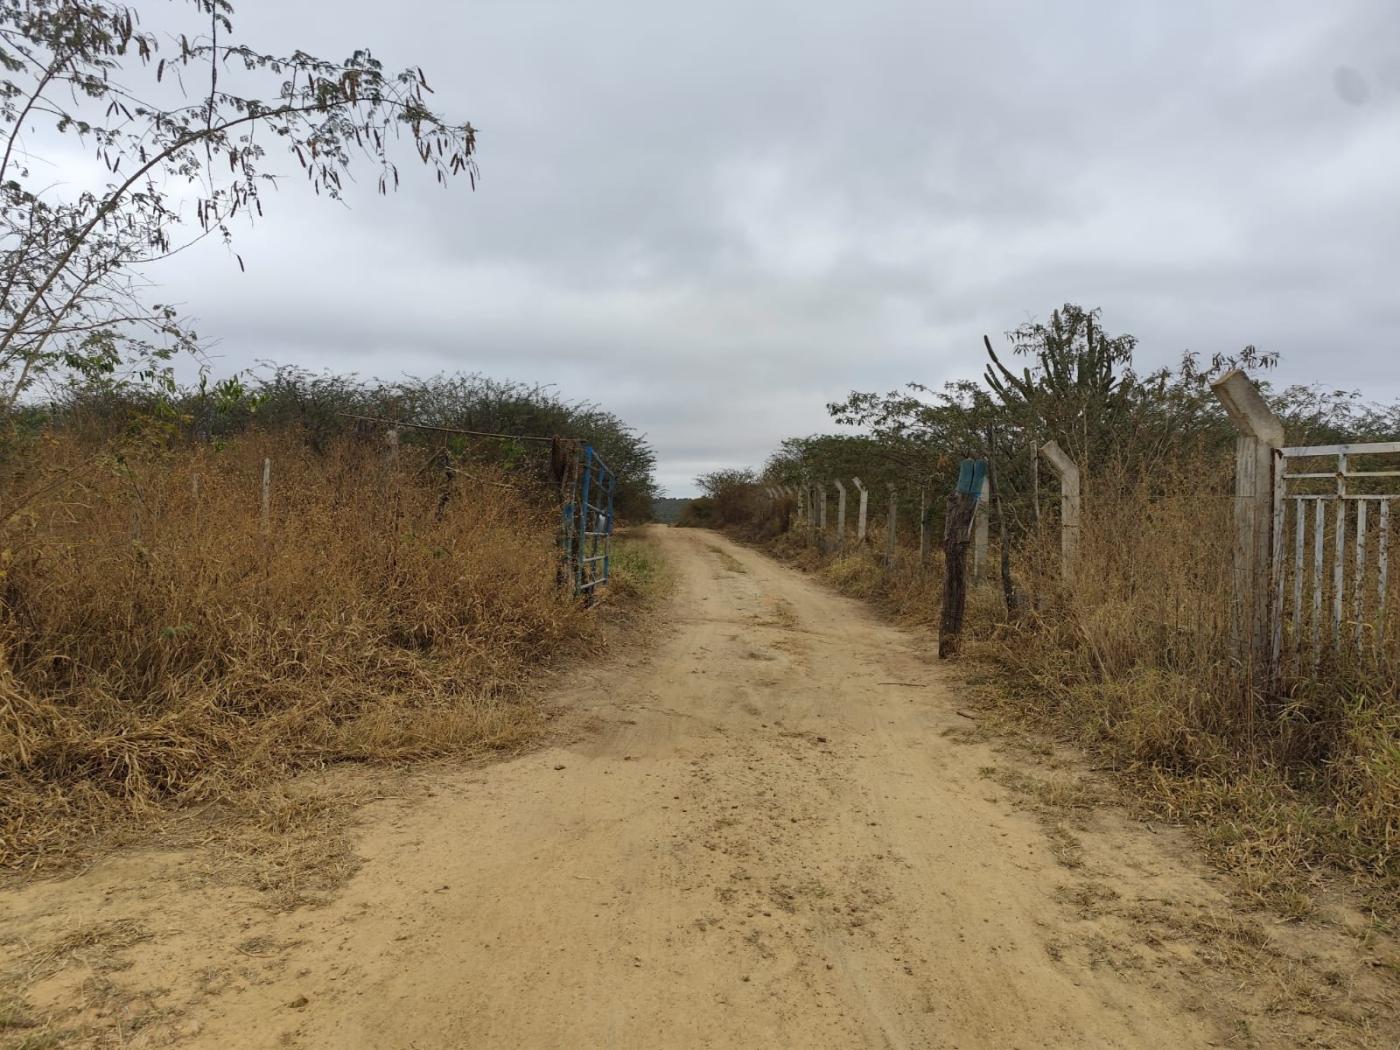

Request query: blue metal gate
[{"left": 561, "top": 444, "right": 617, "bottom": 596}]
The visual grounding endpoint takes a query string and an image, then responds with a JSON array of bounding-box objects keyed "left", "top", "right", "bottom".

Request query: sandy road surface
[{"left": 4, "top": 526, "right": 1394, "bottom": 1048}]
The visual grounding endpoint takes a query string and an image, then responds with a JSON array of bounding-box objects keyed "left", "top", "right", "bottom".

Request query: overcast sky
[{"left": 141, "top": 0, "right": 1400, "bottom": 496}]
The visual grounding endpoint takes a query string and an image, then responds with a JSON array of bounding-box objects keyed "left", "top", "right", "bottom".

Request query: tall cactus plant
[{"left": 982, "top": 304, "right": 1138, "bottom": 474}]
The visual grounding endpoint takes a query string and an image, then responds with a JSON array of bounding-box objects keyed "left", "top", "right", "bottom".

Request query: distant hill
[{"left": 650, "top": 497, "right": 693, "bottom": 524}]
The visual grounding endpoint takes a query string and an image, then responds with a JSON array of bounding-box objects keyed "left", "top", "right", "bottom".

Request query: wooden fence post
[
  {"left": 939, "top": 460, "right": 987, "bottom": 658},
  {"left": 972, "top": 475, "right": 990, "bottom": 580},
  {"left": 818, "top": 482, "right": 829, "bottom": 533},
  {"left": 833, "top": 479, "right": 848, "bottom": 550},
  {"left": 852, "top": 477, "right": 869, "bottom": 544},
  {"left": 1211, "top": 369, "right": 1285, "bottom": 676},
  {"left": 884, "top": 482, "right": 897, "bottom": 568},
  {"left": 1039, "top": 441, "right": 1080, "bottom": 585}
]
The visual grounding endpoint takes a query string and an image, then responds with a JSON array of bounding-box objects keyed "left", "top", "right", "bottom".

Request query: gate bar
[
  {"left": 1333, "top": 499, "right": 1347, "bottom": 653},
  {"left": 1355, "top": 501, "right": 1368, "bottom": 655}
]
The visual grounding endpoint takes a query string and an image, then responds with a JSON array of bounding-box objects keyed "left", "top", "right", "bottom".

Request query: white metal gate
[{"left": 1272, "top": 441, "right": 1400, "bottom": 671}]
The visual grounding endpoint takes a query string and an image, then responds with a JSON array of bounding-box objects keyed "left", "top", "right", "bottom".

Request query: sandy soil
[{"left": 2, "top": 526, "right": 1395, "bottom": 1048}]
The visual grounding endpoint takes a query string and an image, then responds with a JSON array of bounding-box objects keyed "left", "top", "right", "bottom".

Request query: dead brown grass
[
  {"left": 751, "top": 462, "right": 1400, "bottom": 914},
  {"left": 981, "top": 464, "right": 1400, "bottom": 912},
  {"left": 0, "top": 431, "right": 594, "bottom": 873}
]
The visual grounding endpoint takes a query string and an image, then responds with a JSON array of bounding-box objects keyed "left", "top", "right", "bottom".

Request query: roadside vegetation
[
  {"left": 0, "top": 0, "right": 662, "bottom": 874},
  {"left": 1, "top": 376, "right": 659, "bottom": 872},
  {"left": 699, "top": 304, "right": 1400, "bottom": 915}
]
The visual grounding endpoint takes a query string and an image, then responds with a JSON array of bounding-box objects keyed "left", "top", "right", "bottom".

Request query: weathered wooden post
[
  {"left": 1039, "top": 441, "right": 1080, "bottom": 585},
  {"left": 833, "top": 479, "right": 848, "bottom": 550},
  {"left": 852, "top": 477, "right": 869, "bottom": 544},
  {"left": 940, "top": 460, "right": 987, "bottom": 658},
  {"left": 884, "top": 482, "right": 898, "bottom": 568},
  {"left": 1211, "top": 369, "right": 1285, "bottom": 676},
  {"left": 818, "top": 481, "right": 829, "bottom": 533},
  {"left": 972, "top": 475, "right": 991, "bottom": 580}
]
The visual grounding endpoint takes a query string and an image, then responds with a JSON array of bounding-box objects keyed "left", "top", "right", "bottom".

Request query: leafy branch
[{"left": 1, "top": 0, "right": 478, "bottom": 416}]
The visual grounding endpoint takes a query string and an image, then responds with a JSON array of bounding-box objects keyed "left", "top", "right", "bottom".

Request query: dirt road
[{"left": 4, "top": 527, "right": 1393, "bottom": 1048}]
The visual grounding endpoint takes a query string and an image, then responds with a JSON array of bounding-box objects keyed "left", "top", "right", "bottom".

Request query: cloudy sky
[{"left": 140, "top": 0, "right": 1400, "bottom": 495}]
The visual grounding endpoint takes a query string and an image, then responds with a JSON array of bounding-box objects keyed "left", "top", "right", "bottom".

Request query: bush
[{"left": 0, "top": 431, "right": 594, "bottom": 869}]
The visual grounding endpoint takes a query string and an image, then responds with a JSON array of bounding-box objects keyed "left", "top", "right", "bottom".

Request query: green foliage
[
  {"left": 2, "top": 0, "right": 476, "bottom": 417},
  {"left": 691, "top": 467, "right": 760, "bottom": 528},
  {"left": 761, "top": 302, "right": 1399, "bottom": 568},
  {"left": 984, "top": 304, "right": 1139, "bottom": 471},
  {"left": 695, "top": 467, "right": 755, "bottom": 499},
  {"left": 604, "top": 536, "right": 669, "bottom": 601},
  {"left": 674, "top": 497, "right": 715, "bottom": 528},
  {"left": 35, "top": 365, "right": 661, "bottom": 519},
  {"left": 649, "top": 497, "right": 692, "bottom": 524}
]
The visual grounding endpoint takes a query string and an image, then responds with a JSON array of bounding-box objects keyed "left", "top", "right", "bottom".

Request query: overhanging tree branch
[{"left": 2, "top": 0, "right": 478, "bottom": 417}]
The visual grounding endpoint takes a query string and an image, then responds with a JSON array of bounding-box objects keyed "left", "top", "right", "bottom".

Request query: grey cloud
[{"left": 142, "top": 0, "right": 1400, "bottom": 495}]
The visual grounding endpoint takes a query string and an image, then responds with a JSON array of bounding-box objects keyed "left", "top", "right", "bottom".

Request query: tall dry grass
[
  {"left": 990, "top": 463, "right": 1400, "bottom": 907},
  {"left": 1, "top": 431, "right": 594, "bottom": 870},
  {"left": 752, "top": 461, "right": 1400, "bottom": 909}
]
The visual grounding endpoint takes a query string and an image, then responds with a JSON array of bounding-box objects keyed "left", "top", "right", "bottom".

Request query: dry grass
[
  {"left": 706, "top": 545, "right": 748, "bottom": 574},
  {"left": 0, "top": 431, "right": 597, "bottom": 873},
  {"left": 605, "top": 533, "right": 671, "bottom": 603},
  {"left": 981, "top": 464, "right": 1400, "bottom": 912},
  {"left": 751, "top": 462, "right": 1400, "bottom": 914}
]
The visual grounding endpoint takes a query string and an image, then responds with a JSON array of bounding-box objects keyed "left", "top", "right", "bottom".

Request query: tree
[
  {"left": 1, "top": 0, "right": 476, "bottom": 415},
  {"left": 982, "top": 304, "right": 1137, "bottom": 473},
  {"left": 690, "top": 467, "right": 759, "bottom": 528}
]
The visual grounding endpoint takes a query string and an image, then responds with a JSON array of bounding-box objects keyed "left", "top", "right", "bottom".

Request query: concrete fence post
[
  {"left": 852, "top": 477, "right": 869, "bottom": 544},
  {"left": 1211, "top": 369, "right": 1285, "bottom": 677},
  {"left": 972, "top": 475, "right": 991, "bottom": 580},
  {"left": 260, "top": 457, "right": 272, "bottom": 534},
  {"left": 1039, "top": 441, "right": 1079, "bottom": 585}
]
